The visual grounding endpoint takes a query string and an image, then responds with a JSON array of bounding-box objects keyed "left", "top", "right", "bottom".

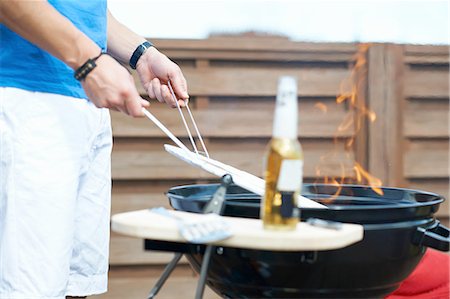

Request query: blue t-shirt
[{"left": 0, "top": 0, "right": 107, "bottom": 99}]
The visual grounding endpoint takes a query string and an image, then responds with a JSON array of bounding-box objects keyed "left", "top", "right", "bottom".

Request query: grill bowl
[{"left": 164, "top": 184, "right": 447, "bottom": 298}]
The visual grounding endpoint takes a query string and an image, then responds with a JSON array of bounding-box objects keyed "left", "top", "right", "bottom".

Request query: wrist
[
  {"left": 129, "top": 40, "right": 154, "bottom": 69},
  {"left": 136, "top": 46, "right": 159, "bottom": 68},
  {"left": 66, "top": 47, "right": 102, "bottom": 71},
  {"left": 65, "top": 33, "right": 102, "bottom": 70}
]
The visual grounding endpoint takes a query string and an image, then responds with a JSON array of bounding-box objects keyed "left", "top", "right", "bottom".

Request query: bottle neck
[{"left": 273, "top": 78, "right": 298, "bottom": 139}]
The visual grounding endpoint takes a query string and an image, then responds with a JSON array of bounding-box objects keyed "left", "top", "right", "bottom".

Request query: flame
[
  {"left": 354, "top": 162, "right": 383, "bottom": 195},
  {"left": 315, "top": 44, "right": 384, "bottom": 196},
  {"left": 314, "top": 102, "right": 328, "bottom": 113},
  {"left": 337, "top": 113, "right": 354, "bottom": 132}
]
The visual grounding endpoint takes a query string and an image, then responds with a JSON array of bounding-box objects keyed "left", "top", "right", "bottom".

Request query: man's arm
[
  {"left": 0, "top": 0, "right": 99, "bottom": 69},
  {"left": 0, "top": 0, "right": 148, "bottom": 117},
  {"left": 107, "top": 10, "right": 189, "bottom": 108}
]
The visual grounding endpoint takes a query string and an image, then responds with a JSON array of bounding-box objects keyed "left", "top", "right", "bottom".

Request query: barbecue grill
[{"left": 142, "top": 183, "right": 449, "bottom": 298}]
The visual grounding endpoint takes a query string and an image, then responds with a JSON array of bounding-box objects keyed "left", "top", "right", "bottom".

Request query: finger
[
  {"left": 177, "top": 99, "right": 186, "bottom": 108},
  {"left": 125, "top": 87, "right": 146, "bottom": 117},
  {"left": 97, "top": 99, "right": 113, "bottom": 110},
  {"left": 161, "top": 84, "right": 176, "bottom": 108},
  {"left": 146, "top": 83, "right": 156, "bottom": 100},
  {"left": 116, "top": 106, "right": 129, "bottom": 115},
  {"left": 100, "top": 100, "right": 119, "bottom": 112},
  {"left": 151, "top": 78, "right": 163, "bottom": 103},
  {"left": 169, "top": 69, "right": 189, "bottom": 100},
  {"left": 115, "top": 100, "right": 130, "bottom": 116},
  {"left": 141, "top": 98, "right": 150, "bottom": 108}
]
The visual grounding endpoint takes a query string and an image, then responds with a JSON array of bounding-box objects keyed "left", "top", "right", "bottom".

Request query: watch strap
[
  {"left": 129, "top": 41, "right": 153, "bottom": 70},
  {"left": 74, "top": 52, "right": 105, "bottom": 81}
]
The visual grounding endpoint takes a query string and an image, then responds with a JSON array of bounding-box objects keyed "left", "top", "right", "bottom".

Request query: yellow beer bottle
[{"left": 262, "top": 76, "right": 304, "bottom": 230}]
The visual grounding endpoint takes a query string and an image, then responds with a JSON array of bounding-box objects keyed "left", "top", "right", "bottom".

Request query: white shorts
[{"left": 0, "top": 87, "right": 112, "bottom": 299}]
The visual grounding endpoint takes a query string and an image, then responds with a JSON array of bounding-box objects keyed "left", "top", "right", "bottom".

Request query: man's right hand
[{"left": 81, "top": 54, "right": 149, "bottom": 117}]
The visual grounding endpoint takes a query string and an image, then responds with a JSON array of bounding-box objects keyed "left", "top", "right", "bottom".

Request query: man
[{"left": 0, "top": 1, "right": 188, "bottom": 298}]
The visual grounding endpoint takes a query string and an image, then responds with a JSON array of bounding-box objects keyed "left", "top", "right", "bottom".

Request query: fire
[
  {"left": 314, "top": 102, "right": 328, "bottom": 113},
  {"left": 354, "top": 162, "right": 383, "bottom": 195},
  {"left": 314, "top": 44, "right": 384, "bottom": 196}
]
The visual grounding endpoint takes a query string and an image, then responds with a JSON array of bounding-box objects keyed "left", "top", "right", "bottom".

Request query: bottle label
[
  {"left": 280, "top": 191, "right": 295, "bottom": 217},
  {"left": 277, "top": 159, "right": 303, "bottom": 191}
]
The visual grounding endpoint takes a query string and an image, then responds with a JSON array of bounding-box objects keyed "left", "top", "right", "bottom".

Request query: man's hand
[
  {"left": 135, "top": 47, "right": 189, "bottom": 108},
  {"left": 81, "top": 54, "right": 149, "bottom": 117}
]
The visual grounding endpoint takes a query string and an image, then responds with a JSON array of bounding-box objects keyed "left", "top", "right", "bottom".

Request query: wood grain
[
  {"left": 404, "top": 99, "right": 449, "bottom": 138},
  {"left": 111, "top": 180, "right": 189, "bottom": 215},
  {"left": 110, "top": 232, "right": 190, "bottom": 266},
  {"left": 133, "top": 66, "right": 351, "bottom": 97},
  {"left": 404, "top": 140, "right": 449, "bottom": 179},
  {"left": 367, "top": 44, "right": 405, "bottom": 187},
  {"left": 404, "top": 44, "right": 450, "bottom": 56},
  {"left": 112, "top": 99, "right": 353, "bottom": 138},
  {"left": 111, "top": 139, "right": 356, "bottom": 180},
  {"left": 152, "top": 37, "right": 358, "bottom": 53},
  {"left": 404, "top": 68, "right": 449, "bottom": 98}
]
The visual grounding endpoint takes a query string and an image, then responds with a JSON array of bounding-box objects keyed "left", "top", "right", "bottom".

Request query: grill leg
[
  {"left": 147, "top": 252, "right": 183, "bottom": 299},
  {"left": 195, "top": 245, "right": 215, "bottom": 299}
]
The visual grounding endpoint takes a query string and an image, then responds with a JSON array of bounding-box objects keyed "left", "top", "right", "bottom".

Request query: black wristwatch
[{"left": 129, "top": 41, "right": 153, "bottom": 69}]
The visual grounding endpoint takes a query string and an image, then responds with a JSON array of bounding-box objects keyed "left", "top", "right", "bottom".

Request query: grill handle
[{"left": 413, "top": 221, "right": 450, "bottom": 252}]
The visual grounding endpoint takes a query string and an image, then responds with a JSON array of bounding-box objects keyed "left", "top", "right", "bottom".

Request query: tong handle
[
  {"left": 142, "top": 108, "right": 189, "bottom": 151},
  {"left": 168, "top": 81, "right": 209, "bottom": 158}
]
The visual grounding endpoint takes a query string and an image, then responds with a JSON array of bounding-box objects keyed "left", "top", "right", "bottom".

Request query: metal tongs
[{"left": 142, "top": 81, "right": 327, "bottom": 209}]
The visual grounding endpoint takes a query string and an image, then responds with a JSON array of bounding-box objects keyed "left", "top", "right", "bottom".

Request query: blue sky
[{"left": 109, "top": 0, "right": 449, "bottom": 45}]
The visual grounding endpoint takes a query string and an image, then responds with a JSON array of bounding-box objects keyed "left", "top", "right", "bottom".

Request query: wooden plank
[
  {"left": 152, "top": 37, "right": 358, "bottom": 53},
  {"left": 404, "top": 45, "right": 449, "bottom": 64},
  {"left": 195, "top": 59, "right": 210, "bottom": 68},
  {"left": 111, "top": 139, "right": 356, "bottom": 180},
  {"left": 195, "top": 96, "right": 210, "bottom": 109},
  {"left": 353, "top": 45, "right": 369, "bottom": 170},
  {"left": 367, "top": 44, "right": 405, "bottom": 187},
  {"left": 160, "top": 50, "right": 355, "bottom": 63},
  {"left": 148, "top": 37, "right": 357, "bottom": 63},
  {"left": 192, "top": 60, "right": 212, "bottom": 152},
  {"left": 404, "top": 140, "right": 449, "bottom": 179},
  {"left": 404, "top": 68, "right": 450, "bottom": 98},
  {"left": 132, "top": 67, "right": 351, "bottom": 97},
  {"left": 404, "top": 55, "right": 450, "bottom": 65},
  {"left": 111, "top": 99, "right": 353, "bottom": 138},
  {"left": 404, "top": 45, "right": 450, "bottom": 56},
  {"left": 94, "top": 265, "right": 220, "bottom": 299},
  {"left": 407, "top": 179, "right": 450, "bottom": 218},
  {"left": 404, "top": 99, "right": 449, "bottom": 138},
  {"left": 112, "top": 209, "right": 363, "bottom": 251},
  {"left": 111, "top": 180, "right": 194, "bottom": 215},
  {"left": 110, "top": 232, "right": 186, "bottom": 266}
]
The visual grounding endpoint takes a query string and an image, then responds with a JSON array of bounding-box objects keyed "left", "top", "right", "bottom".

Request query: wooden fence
[{"left": 108, "top": 36, "right": 449, "bottom": 268}]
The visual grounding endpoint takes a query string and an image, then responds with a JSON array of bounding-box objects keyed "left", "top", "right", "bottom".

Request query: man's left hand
[{"left": 136, "top": 47, "right": 189, "bottom": 108}]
